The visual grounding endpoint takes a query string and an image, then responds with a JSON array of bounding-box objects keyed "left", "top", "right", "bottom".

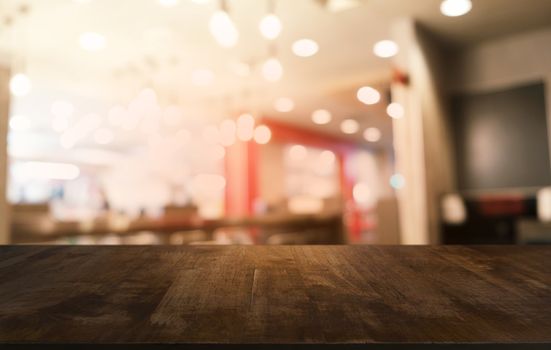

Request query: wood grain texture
[{"left": 0, "top": 245, "right": 550, "bottom": 349}]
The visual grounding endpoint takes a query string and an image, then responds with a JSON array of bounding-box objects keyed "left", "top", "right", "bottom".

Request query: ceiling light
[
  {"left": 440, "top": 0, "right": 472, "bottom": 17},
  {"left": 159, "top": 0, "right": 179, "bottom": 7},
  {"left": 209, "top": 10, "right": 239, "bottom": 48},
  {"left": 311, "top": 109, "right": 332, "bottom": 125},
  {"left": 363, "top": 127, "right": 381, "bottom": 142},
  {"left": 357, "top": 86, "right": 381, "bottom": 105},
  {"left": 387, "top": 102, "right": 405, "bottom": 119},
  {"left": 262, "top": 58, "right": 283, "bottom": 82},
  {"left": 94, "top": 128, "right": 115, "bottom": 145},
  {"left": 237, "top": 113, "right": 255, "bottom": 141},
  {"left": 79, "top": 32, "right": 106, "bottom": 51},
  {"left": 292, "top": 39, "right": 319, "bottom": 57},
  {"left": 9, "top": 115, "right": 30, "bottom": 131},
  {"left": 340, "top": 119, "right": 359, "bottom": 134},
  {"left": 191, "top": 69, "right": 215, "bottom": 86},
  {"left": 9, "top": 73, "right": 32, "bottom": 97},
  {"left": 259, "top": 14, "right": 282, "bottom": 40},
  {"left": 274, "top": 97, "right": 294, "bottom": 112},
  {"left": 254, "top": 125, "right": 272, "bottom": 144},
  {"left": 324, "top": 0, "right": 361, "bottom": 12},
  {"left": 373, "top": 40, "right": 399, "bottom": 58}
]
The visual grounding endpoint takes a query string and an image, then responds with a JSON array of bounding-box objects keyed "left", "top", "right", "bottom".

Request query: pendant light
[
  {"left": 9, "top": 4, "right": 32, "bottom": 97},
  {"left": 259, "top": 0, "right": 282, "bottom": 40},
  {"left": 209, "top": 0, "right": 239, "bottom": 48},
  {"left": 262, "top": 43, "right": 283, "bottom": 82}
]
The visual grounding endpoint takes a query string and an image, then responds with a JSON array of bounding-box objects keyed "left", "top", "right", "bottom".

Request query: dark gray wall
[{"left": 452, "top": 82, "right": 551, "bottom": 191}]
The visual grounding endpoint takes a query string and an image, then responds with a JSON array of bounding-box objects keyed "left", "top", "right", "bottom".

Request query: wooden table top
[{"left": 1, "top": 245, "right": 550, "bottom": 349}]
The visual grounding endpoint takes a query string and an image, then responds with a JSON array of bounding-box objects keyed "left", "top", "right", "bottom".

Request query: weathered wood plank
[{"left": 0, "top": 245, "right": 550, "bottom": 349}]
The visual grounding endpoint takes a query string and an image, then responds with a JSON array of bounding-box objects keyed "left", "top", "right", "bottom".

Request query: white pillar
[{"left": 391, "top": 19, "right": 457, "bottom": 244}]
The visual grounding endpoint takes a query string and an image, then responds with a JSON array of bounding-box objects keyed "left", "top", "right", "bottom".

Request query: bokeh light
[
  {"left": 254, "top": 125, "right": 272, "bottom": 144},
  {"left": 357, "top": 86, "right": 381, "bottom": 105}
]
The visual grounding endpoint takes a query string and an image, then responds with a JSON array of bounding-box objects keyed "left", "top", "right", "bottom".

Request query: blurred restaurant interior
[{"left": 0, "top": 0, "right": 551, "bottom": 246}]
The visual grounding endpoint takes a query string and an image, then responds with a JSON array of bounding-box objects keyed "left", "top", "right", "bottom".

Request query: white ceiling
[
  {"left": 2, "top": 0, "right": 551, "bottom": 161},
  {"left": 377, "top": 0, "right": 551, "bottom": 46}
]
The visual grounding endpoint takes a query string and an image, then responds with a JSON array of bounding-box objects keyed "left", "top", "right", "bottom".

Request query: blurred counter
[{"left": 9, "top": 204, "right": 345, "bottom": 245}]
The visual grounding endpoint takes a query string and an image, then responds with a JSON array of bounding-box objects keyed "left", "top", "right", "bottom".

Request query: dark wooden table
[{"left": 1, "top": 245, "right": 550, "bottom": 349}]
